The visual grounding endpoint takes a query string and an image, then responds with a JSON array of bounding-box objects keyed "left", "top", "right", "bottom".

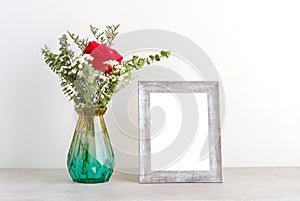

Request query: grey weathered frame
[{"left": 138, "top": 81, "right": 222, "bottom": 183}]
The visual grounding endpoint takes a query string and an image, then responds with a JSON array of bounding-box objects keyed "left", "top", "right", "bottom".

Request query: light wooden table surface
[{"left": 0, "top": 168, "right": 299, "bottom": 201}]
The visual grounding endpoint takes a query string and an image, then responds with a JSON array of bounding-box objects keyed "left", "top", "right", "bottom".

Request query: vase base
[{"left": 72, "top": 178, "right": 110, "bottom": 184}]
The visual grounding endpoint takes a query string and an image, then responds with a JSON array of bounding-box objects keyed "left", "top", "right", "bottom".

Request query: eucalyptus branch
[
  {"left": 113, "top": 50, "right": 170, "bottom": 96},
  {"left": 41, "top": 35, "right": 82, "bottom": 103},
  {"left": 59, "top": 34, "right": 76, "bottom": 61},
  {"left": 122, "top": 50, "right": 170, "bottom": 70}
]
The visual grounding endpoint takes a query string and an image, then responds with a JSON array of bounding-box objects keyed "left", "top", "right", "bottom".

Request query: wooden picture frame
[{"left": 138, "top": 81, "right": 222, "bottom": 183}]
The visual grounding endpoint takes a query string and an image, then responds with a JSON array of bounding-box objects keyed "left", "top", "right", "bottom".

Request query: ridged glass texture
[{"left": 67, "top": 107, "right": 114, "bottom": 183}]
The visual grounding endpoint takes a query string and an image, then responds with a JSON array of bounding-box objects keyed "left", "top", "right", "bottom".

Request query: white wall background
[{"left": 0, "top": 0, "right": 300, "bottom": 169}]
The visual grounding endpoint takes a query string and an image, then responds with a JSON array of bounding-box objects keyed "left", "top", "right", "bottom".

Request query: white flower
[
  {"left": 77, "top": 55, "right": 92, "bottom": 65},
  {"left": 114, "top": 64, "right": 123, "bottom": 69},
  {"left": 99, "top": 74, "right": 108, "bottom": 81},
  {"left": 103, "top": 60, "right": 119, "bottom": 67},
  {"left": 85, "top": 54, "right": 94, "bottom": 61}
]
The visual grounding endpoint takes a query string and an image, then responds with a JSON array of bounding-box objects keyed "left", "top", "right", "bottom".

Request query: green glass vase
[{"left": 67, "top": 106, "right": 114, "bottom": 183}]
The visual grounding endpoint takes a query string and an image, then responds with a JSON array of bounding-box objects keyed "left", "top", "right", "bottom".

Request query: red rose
[
  {"left": 84, "top": 41, "right": 99, "bottom": 54},
  {"left": 90, "top": 44, "right": 123, "bottom": 73}
]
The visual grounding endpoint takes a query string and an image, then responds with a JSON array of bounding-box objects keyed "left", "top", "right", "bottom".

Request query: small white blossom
[
  {"left": 99, "top": 74, "right": 108, "bottom": 81},
  {"left": 77, "top": 55, "right": 91, "bottom": 65},
  {"left": 114, "top": 64, "right": 123, "bottom": 69},
  {"left": 85, "top": 54, "right": 94, "bottom": 61},
  {"left": 103, "top": 60, "right": 119, "bottom": 67}
]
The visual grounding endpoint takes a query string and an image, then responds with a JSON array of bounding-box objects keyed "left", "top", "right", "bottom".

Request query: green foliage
[
  {"left": 123, "top": 50, "right": 170, "bottom": 70},
  {"left": 41, "top": 35, "right": 81, "bottom": 104}
]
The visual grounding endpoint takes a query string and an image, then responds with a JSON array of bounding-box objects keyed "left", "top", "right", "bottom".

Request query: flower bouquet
[{"left": 41, "top": 24, "right": 170, "bottom": 183}]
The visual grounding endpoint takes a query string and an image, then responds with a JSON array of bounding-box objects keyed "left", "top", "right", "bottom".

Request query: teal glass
[{"left": 67, "top": 107, "right": 114, "bottom": 183}]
